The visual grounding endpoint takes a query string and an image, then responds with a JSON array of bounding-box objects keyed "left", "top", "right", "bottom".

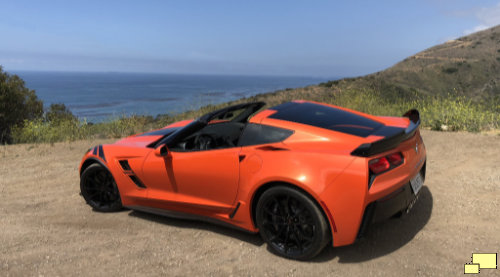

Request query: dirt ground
[{"left": 1, "top": 130, "right": 499, "bottom": 276}]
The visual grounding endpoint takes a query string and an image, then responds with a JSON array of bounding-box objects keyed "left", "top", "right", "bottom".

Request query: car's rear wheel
[
  {"left": 80, "top": 163, "right": 122, "bottom": 212},
  {"left": 256, "top": 186, "right": 330, "bottom": 260}
]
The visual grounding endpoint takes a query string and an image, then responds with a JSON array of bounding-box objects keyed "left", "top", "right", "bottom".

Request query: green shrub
[
  {"left": 442, "top": 67, "right": 458, "bottom": 74},
  {"left": 45, "top": 103, "right": 77, "bottom": 124},
  {"left": 319, "top": 80, "right": 340, "bottom": 87},
  {"left": 416, "top": 95, "right": 499, "bottom": 132},
  {"left": 103, "top": 115, "right": 155, "bottom": 138},
  {"left": 11, "top": 118, "right": 88, "bottom": 143},
  {"left": 0, "top": 66, "right": 43, "bottom": 143}
]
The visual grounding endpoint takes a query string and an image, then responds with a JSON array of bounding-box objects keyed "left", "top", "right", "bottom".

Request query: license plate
[{"left": 410, "top": 173, "right": 423, "bottom": 195}]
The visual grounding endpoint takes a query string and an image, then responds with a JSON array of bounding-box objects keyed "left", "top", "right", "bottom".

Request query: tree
[
  {"left": 45, "top": 103, "right": 77, "bottom": 124},
  {"left": 0, "top": 66, "right": 43, "bottom": 143}
]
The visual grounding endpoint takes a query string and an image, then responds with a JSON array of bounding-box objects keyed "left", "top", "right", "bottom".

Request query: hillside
[
  {"left": 372, "top": 25, "right": 500, "bottom": 100},
  {"left": 199, "top": 26, "right": 500, "bottom": 111}
]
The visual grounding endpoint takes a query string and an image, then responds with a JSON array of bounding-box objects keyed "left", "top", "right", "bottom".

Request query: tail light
[
  {"left": 369, "top": 157, "right": 390, "bottom": 174},
  {"left": 369, "top": 152, "right": 403, "bottom": 174},
  {"left": 387, "top": 153, "right": 403, "bottom": 166}
]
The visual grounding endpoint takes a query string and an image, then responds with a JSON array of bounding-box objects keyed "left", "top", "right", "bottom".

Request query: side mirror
[{"left": 154, "top": 144, "right": 170, "bottom": 157}]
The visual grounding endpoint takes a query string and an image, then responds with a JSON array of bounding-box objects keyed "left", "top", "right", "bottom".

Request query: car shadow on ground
[
  {"left": 128, "top": 186, "right": 433, "bottom": 262},
  {"left": 128, "top": 209, "right": 265, "bottom": 247},
  {"left": 312, "top": 186, "right": 433, "bottom": 263}
]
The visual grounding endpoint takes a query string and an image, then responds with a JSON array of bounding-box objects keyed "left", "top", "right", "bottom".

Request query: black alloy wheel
[
  {"left": 256, "top": 186, "right": 330, "bottom": 260},
  {"left": 80, "top": 163, "right": 122, "bottom": 212}
]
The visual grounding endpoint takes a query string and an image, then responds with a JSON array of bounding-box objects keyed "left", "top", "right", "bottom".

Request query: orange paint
[{"left": 79, "top": 100, "right": 426, "bottom": 247}]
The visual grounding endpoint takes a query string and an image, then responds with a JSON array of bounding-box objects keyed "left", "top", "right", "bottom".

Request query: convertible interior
[
  {"left": 173, "top": 122, "right": 246, "bottom": 151},
  {"left": 164, "top": 102, "right": 266, "bottom": 152}
]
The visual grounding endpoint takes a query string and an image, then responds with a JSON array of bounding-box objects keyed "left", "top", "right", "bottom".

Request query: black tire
[
  {"left": 256, "top": 186, "right": 330, "bottom": 260},
  {"left": 80, "top": 163, "right": 122, "bottom": 212}
]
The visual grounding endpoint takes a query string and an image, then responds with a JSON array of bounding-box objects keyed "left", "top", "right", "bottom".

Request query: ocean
[{"left": 14, "top": 71, "right": 331, "bottom": 122}]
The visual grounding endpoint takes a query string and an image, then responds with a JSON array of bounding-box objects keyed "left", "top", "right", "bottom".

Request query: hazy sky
[{"left": 1, "top": 0, "right": 500, "bottom": 77}]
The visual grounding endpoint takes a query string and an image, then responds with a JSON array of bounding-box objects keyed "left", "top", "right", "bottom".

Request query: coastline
[{"left": 13, "top": 71, "right": 333, "bottom": 122}]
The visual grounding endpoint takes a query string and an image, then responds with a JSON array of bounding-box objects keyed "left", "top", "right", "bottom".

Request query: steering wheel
[
  {"left": 222, "top": 136, "right": 236, "bottom": 147},
  {"left": 194, "top": 134, "right": 216, "bottom": 150}
]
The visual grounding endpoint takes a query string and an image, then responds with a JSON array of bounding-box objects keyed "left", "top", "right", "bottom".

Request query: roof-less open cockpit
[{"left": 151, "top": 102, "right": 265, "bottom": 151}]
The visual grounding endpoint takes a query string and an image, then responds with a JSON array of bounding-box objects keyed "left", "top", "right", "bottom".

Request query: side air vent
[
  {"left": 129, "top": 175, "right": 146, "bottom": 188},
  {"left": 98, "top": 145, "right": 106, "bottom": 162},
  {"left": 119, "top": 160, "right": 132, "bottom": 171}
]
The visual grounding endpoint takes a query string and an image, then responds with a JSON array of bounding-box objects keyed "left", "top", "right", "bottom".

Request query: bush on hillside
[
  {"left": 319, "top": 80, "right": 339, "bottom": 87},
  {"left": 442, "top": 67, "right": 458, "bottom": 74},
  {"left": 0, "top": 66, "right": 43, "bottom": 143},
  {"left": 45, "top": 103, "right": 77, "bottom": 124},
  {"left": 11, "top": 118, "right": 89, "bottom": 144}
]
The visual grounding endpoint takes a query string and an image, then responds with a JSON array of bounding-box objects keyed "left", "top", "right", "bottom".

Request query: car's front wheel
[
  {"left": 256, "top": 186, "right": 330, "bottom": 260},
  {"left": 80, "top": 163, "right": 122, "bottom": 212}
]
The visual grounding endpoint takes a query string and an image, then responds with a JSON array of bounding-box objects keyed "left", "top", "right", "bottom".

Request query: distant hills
[
  {"left": 223, "top": 25, "right": 500, "bottom": 109},
  {"left": 368, "top": 25, "right": 500, "bottom": 100}
]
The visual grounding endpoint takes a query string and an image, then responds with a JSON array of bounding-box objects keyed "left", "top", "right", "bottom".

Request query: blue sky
[{"left": 1, "top": 0, "right": 499, "bottom": 77}]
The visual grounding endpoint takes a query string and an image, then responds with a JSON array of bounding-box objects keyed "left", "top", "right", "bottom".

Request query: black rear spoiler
[{"left": 351, "top": 109, "right": 420, "bottom": 157}]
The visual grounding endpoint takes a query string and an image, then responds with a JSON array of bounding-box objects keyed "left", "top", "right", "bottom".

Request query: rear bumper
[{"left": 357, "top": 161, "right": 426, "bottom": 238}]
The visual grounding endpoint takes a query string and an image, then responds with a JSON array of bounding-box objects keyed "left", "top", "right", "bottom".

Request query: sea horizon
[
  {"left": 12, "top": 69, "right": 334, "bottom": 79},
  {"left": 13, "top": 70, "right": 338, "bottom": 122}
]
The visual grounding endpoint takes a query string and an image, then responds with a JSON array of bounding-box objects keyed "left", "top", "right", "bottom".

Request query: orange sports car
[{"left": 79, "top": 100, "right": 426, "bottom": 260}]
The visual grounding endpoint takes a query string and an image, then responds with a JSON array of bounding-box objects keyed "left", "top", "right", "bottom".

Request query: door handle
[{"left": 239, "top": 155, "right": 246, "bottom": 162}]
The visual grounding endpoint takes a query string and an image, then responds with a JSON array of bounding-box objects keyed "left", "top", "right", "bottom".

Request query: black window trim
[{"left": 237, "top": 123, "right": 294, "bottom": 147}]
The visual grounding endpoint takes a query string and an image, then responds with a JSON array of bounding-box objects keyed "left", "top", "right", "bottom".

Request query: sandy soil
[{"left": 0, "top": 130, "right": 499, "bottom": 276}]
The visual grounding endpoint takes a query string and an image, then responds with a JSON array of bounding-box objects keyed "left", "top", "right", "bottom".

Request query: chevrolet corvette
[{"left": 79, "top": 100, "right": 426, "bottom": 260}]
